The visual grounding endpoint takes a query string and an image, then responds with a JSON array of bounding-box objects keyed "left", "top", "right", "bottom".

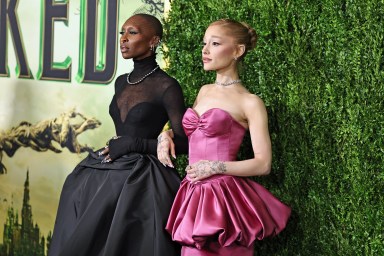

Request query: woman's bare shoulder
[{"left": 241, "top": 93, "right": 267, "bottom": 116}]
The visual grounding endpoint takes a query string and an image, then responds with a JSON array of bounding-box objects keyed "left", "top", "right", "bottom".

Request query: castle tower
[
  {"left": 21, "top": 170, "right": 33, "bottom": 239},
  {"left": 0, "top": 170, "right": 46, "bottom": 255}
]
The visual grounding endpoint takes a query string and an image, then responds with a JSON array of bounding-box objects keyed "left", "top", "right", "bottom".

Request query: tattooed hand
[
  {"left": 186, "top": 160, "right": 227, "bottom": 182},
  {"left": 157, "top": 130, "right": 175, "bottom": 168}
]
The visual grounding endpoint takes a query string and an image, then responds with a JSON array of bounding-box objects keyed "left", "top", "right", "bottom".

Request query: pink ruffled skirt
[{"left": 165, "top": 174, "right": 291, "bottom": 255}]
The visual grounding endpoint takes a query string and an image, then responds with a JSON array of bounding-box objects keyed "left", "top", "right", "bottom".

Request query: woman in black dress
[{"left": 49, "top": 14, "right": 187, "bottom": 256}]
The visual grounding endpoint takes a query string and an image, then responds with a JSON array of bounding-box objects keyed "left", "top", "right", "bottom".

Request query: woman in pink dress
[{"left": 157, "top": 19, "right": 291, "bottom": 255}]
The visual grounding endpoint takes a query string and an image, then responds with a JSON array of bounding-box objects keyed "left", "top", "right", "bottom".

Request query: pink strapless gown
[{"left": 166, "top": 108, "right": 291, "bottom": 256}]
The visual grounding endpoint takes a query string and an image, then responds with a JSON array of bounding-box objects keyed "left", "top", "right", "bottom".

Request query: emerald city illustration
[{"left": 0, "top": 171, "right": 50, "bottom": 256}]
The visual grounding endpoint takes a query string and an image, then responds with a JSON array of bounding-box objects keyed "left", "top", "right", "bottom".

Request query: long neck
[{"left": 130, "top": 54, "right": 158, "bottom": 78}]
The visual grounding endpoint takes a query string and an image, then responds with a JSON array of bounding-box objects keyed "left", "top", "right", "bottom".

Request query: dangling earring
[
  {"left": 234, "top": 57, "right": 238, "bottom": 61},
  {"left": 150, "top": 45, "right": 154, "bottom": 52}
]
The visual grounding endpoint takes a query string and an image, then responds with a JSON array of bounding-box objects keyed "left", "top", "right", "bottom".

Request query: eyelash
[
  {"left": 119, "top": 31, "right": 138, "bottom": 35},
  {"left": 202, "top": 42, "right": 220, "bottom": 46}
]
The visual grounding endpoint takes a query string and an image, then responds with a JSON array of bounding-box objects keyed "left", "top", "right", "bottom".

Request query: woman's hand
[
  {"left": 98, "top": 136, "right": 120, "bottom": 163},
  {"left": 157, "top": 130, "right": 175, "bottom": 168},
  {"left": 186, "top": 160, "right": 227, "bottom": 182},
  {"left": 99, "top": 146, "right": 112, "bottom": 163}
]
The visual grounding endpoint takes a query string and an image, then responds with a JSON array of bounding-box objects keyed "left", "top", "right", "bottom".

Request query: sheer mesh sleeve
[
  {"left": 109, "top": 64, "right": 188, "bottom": 156},
  {"left": 162, "top": 80, "right": 189, "bottom": 154}
]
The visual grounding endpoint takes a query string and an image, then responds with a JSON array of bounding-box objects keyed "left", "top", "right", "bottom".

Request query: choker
[
  {"left": 126, "top": 65, "right": 159, "bottom": 85},
  {"left": 215, "top": 79, "right": 241, "bottom": 86}
]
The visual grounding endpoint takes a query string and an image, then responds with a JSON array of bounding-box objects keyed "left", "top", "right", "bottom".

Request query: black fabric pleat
[{"left": 49, "top": 150, "right": 181, "bottom": 256}]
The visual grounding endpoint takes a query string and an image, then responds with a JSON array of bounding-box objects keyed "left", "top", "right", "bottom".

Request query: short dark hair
[{"left": 134, "top": 13, "right": 163, "bottom": 39}]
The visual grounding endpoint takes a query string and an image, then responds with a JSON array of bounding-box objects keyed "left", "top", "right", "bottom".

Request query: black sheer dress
[{"left": 49, "top": 55, "right": 187, "bottom": 256}]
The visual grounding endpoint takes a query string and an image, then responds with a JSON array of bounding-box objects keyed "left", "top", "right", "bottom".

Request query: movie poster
[{"left": 0, "top": 0, "right": 166, "bottom": 254}]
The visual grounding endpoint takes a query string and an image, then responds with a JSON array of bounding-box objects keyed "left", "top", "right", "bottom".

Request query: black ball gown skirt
[{"left": 49, "top": 149, "right": 181, "bottom": 256}]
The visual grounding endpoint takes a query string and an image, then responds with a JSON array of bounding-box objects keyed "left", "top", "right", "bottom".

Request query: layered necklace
[
  {"left": 126, "top": 65, "right": 159, "bottom": 85},
  {"left": 215, "top": 79, "right": 241, "bottom": 86}
]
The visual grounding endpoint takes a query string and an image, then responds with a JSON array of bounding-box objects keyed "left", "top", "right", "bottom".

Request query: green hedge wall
[{"left": 161, "top": 0, "right": 383, "bottom": 255}]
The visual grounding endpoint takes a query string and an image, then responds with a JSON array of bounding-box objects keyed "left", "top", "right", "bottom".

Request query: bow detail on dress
[{"left": 182, "top": 108, "right": 235, "bottom": 137}]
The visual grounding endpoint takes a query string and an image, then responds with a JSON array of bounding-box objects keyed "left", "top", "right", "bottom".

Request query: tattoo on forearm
[
  {"left": 195, "top": 160, "right": 227, "bottom": 177},
  {"left": 157, "top": 137, "right": 170, "bottom": 152},
  {"left": 213, "top": 161, "right": 227, "bottom": 174}
]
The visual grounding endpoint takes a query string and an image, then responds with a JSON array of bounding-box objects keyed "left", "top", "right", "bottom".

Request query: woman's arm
[
  {"left": 157, "top": 129, "right": 176, "bottom": 167},
  {"left": 224, "top": 94, "right": 272, "bottom": 175},
  {"left": 157, "top": 85, "right": 206, "bottom": 167},
  {"left": 161, "top": 80, "right": 188, "bottom": 153}
]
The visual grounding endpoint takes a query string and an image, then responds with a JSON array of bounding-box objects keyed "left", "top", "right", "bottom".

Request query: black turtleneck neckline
[{"left": 131, "top": 54, "right": 158, "bottom": 76}]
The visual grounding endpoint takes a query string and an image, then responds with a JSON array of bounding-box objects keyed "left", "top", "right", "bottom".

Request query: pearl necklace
[
  {"left": 126, "top": 65, "right": 159, "bottom": 85},
  {"left": 215, "top": 79, "right": 241, "bottom": 86}
]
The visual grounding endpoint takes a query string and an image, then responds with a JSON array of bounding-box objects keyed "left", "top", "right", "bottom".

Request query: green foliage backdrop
[{"left": 161, "top": 0, "right": 383, "bottom": 255}]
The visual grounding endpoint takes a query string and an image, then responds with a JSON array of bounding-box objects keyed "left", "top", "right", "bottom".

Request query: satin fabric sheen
[
  {"left": 166, "top": 108, "right": 291, "bottom": 255},
  {"left": 49, "top": 152, "right": 181, "bottom": 256}
]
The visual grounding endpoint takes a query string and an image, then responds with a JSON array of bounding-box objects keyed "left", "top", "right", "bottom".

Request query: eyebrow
[
  {"left": 204, "top": 35, "right": 223, "bottom": 40},
  {"left": 121, "top": 25, "right": 140, "bottom": 31}
]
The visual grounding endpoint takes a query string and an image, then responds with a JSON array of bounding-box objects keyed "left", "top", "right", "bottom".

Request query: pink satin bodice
[{"left": 182, "top": 108, "right": 246, "bottom": 164}]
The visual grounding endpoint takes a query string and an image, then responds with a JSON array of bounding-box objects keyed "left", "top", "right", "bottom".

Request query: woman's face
[
  {"left": 119, "top": 15, "right": 157, "bottom": 60},
  {"left": 201, "top": 25, "right": 239, "bottom": 71}
]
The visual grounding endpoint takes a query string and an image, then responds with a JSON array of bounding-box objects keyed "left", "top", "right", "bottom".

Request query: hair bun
[
  {"left": 209, "top": 19, "right": 258, "bottom": 60},
  {"left": 241, "top": 22, "right": 258, "bottom": 50}
]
